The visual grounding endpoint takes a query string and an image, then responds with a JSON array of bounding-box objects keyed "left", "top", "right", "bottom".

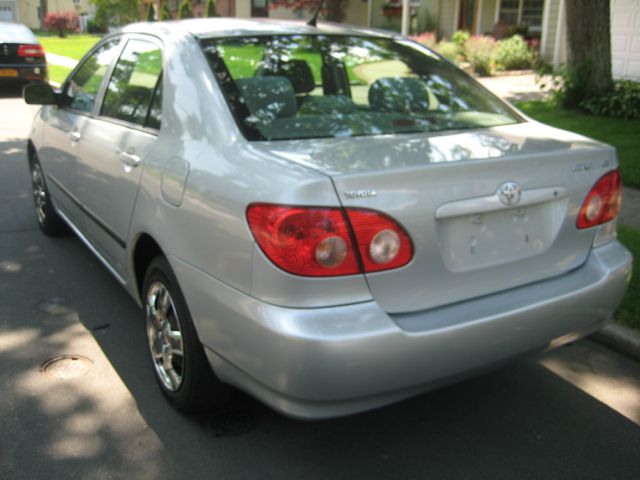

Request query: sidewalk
[{"left": 46, "top": 52, "right": 78, "bottom": 69}]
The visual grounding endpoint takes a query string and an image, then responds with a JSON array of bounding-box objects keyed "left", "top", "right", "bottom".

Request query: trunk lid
[{"left": 257, "top": 122, "right": 616, "bottom": 314}]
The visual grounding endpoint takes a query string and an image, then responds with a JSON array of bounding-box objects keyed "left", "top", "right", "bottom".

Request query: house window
[{"left": 498, "top": 0, "right": 544, "bottom": 33}]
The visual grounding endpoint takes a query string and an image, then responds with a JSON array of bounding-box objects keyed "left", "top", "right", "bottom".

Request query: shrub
[
  {"left": 44, "top": 11, "right": 80, "bottom": 37},
  {"left": 452, "top": 30, "right": 470, "bottom": 48},
  {"left": 580, "top": 81, "right": 640, "bottom": 119},
  {"left": 205, "top": 0, "right": 218, "bottom": 17},
  {"left": 435, "top": 40, "right": 460, "bottom": 63},
  {"left": 548, "top": 63, "right": 595, "bottom": 109},
  {"left": 146, "top": 2, "right": 155, "bottom": 21},
  {"left": 86, "top": 17, "right": 107, "bottom": 33},
  {"left": 493, "top": 35, "right": 533, "bottom": 71},
  {"left": 411, "top": 31, "right": 436, "bottom": 50},
  {"left": 159, "top": 0, "right": 171, "bottom": 20},
  {"left": 463, "top": 35, "right": 496, "bottom": 76},
  {"left": 178, "top": 0, "right": 192, "bottom": 18}
]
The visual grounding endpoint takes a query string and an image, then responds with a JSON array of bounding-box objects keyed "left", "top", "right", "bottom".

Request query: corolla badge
[
  {"left": 344, "top": 189, "right": 377, "bottom": 199},
  {"left": 497, "top": 181, "right": 522, "bottom": 206}
]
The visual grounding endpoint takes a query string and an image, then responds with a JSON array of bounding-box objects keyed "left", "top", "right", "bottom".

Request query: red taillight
[
  {"left": 18, "top": 44, "right": 45, "bottom": 58},
  {"left": 246, "top": 204, "right": 414, "bottom": 277},
  {"left": 247, "top": 204, "right": 360, "bottom": 276},
  {"left": 577, "top": 169, "right": 622, "bottom": 229}
]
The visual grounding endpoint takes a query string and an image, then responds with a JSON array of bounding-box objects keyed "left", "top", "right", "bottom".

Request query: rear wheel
[
  {"left": 143, "top": 256, "right": 232, "bottom": 412},
  {"left": 31, "top": 157, "right": 67, "bottom": 236}
]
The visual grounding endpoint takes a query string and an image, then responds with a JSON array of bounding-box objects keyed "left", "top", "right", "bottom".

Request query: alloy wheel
[{"left": 146, "top": 281, "right": 185, "bottom": 391}]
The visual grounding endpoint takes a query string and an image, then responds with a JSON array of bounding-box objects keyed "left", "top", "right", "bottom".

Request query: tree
[
  {"left": 205, "top": 0, "right": 218, "bottom": 17},
  {"left": 90, "top": 0, "right": 140, "bottom": 27},
  {"left": 159, "top": 0, "right": 171, "bottom": 20},
  {"left": 146, "top": 1, "right": 155, "bottom": 21},
  {"left": 564, "top": 0, "right": 612, "bottom": 102},
  {"left": 43, "top": 11, "right": 80, "bottom": 38},
  {"left": 269, "top": 0, "right": 348, "bottom": 23},
  {"left": 178, "top": 0, "right": 193, "bottom": 18}
]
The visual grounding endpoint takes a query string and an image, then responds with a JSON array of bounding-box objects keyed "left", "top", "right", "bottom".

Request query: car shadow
[{"left": 0, "top": 83, "right": 25, "bottom": 99}]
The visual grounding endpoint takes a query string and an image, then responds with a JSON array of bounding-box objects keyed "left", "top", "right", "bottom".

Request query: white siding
[
  {"left": 235, "top": 0, "right": 251, "bottom": 18},
  {"left": 611, "top": 0, "right": 640, "bottom": 80},
  {"left": 541, "top": 0, "right": 559, "bottom": 60},
  {"left": 480, "top": 0, "right": 497, "bottom": 34},
  {"left": 438, "top": 0, "right": 457, "bottom": 38}
]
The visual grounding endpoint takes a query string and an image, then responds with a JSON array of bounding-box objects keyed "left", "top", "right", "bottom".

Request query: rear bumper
[
  {"left": 0, "top": 64, "right": 47, "bottom": 83},
  {"left": 171, "top": 240, "right": 632, "bottom": 419}
]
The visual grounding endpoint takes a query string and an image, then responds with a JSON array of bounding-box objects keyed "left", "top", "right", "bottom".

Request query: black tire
[
  {"left": 30, "top": 155, "right": 67, "bottom": 236},
  {"left": 142, "top": 256, "right": 232, "bottom": 412}
]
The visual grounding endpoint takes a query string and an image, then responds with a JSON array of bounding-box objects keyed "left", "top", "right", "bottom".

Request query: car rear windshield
[{"left": 200, "top": 35, "right": 521, "bottom": 141}]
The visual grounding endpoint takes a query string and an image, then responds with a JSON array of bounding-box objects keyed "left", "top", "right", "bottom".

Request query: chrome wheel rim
[
  {"left": 146, "top": 281, "right": 184, "bottom": 391},
  {"left": 32, "top": 163, "right": 46, "bottom": 225}
]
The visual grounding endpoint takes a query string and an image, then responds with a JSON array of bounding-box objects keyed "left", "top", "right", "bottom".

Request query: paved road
[{"left": 1, "top": 87, "right": 639, "bottom": 480}]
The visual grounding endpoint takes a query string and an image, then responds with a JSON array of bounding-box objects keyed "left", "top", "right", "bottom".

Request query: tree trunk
[{"left": 565, "top": 0, "right": 612, "bottom": 95}]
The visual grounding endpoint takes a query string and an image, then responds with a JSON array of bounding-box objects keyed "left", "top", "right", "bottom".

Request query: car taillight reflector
[
  {"left": 577, "top": 169, "right": 622, "bottom": 229},
  {"left": 345, "top": 209, "right": 413, "bottom": 272},
  {"left": 18, "top": 44, "right": 45, "bottom": 57},
  {"left": 247, "top": 204, "right": 414, "bottom": 277}
]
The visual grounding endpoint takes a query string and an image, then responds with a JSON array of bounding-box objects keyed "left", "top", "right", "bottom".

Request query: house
[
  {"left": 0, "top": 0, "right": 94, "bottom": 29},
  {"left": 214, "top": 0, "right": 640, "bottom": 81}
]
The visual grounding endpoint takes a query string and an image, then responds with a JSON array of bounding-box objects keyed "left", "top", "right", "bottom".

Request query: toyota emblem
[{"left": 497, "top": 181, "right": 522, "bottom": 206}]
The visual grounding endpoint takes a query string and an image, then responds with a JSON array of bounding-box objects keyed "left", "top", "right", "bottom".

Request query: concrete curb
[{"left": 592, "top": 323, "right": 640, "bottom": 363}]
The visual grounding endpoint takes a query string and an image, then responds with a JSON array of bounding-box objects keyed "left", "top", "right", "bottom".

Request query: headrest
[
  {"left": 235, "top": 76, "right": 297, "bottom": 121},
  {"left": 258, "top": 59, "right": 315, "bottom": 95},
  {"left": 368, "top": 77, "right": 431, "bottom": 114}
]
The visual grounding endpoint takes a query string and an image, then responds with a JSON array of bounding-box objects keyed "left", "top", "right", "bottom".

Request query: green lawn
[
  {"left": 516, "top": 100, "right": 640, "bottom": 189},
  {"left": 616, "top": 225, "right": 639, "bottom": 331},
  {"left": 39, "top": 34, "right": 101, "bottom": 61},
  {"left": 48, "top": 64, "right": 73, "bottom": 85}
]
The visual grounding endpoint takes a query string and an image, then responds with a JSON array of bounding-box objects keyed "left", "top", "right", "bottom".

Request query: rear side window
[
  {"left": 101, "top": 39, "right": 163, "bottom": 128},
  {"left": 66, "top": 39, "right": 121, "bottom": 113}
]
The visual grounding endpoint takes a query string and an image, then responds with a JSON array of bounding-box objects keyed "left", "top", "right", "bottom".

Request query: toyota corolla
[{"left": 23, "top": 18, "right": 632, "bottom": 419}]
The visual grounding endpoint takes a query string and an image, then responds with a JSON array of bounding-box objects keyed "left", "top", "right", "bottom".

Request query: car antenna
[{"left": 307, "top": 0, "right": 327, "bottom": 27}]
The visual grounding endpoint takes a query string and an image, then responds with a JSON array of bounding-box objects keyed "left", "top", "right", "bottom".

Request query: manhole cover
[{"left": 42, "top": 355, "right": 92, "bottom": 379}]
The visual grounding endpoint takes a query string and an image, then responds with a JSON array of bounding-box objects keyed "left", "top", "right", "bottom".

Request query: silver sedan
[{"left": 24, "top": 18, "right": 632, "bottom": 419}]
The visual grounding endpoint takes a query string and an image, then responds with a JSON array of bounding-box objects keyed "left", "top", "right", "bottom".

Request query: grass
[
  {"left": 48, "top": 64, "right": 73, "bottom": 85},
  {"left": 616, "top": 225, "right": 639, "bottom": 331},
  {"left": 516, "top": 100, "right": 640, "bottom": 189},
  {"left": 39, "top": 34, "right": 101, "bottom": 61}
]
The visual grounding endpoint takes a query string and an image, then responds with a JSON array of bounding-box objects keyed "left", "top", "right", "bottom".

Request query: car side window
[
  {"left": 66, "top": 40, "right": 121, "bottom": 113},
  {"left": 100, "top": 39, "right": 163, "bottom": 127}
]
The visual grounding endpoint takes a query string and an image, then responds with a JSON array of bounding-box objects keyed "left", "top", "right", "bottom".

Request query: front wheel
[
  {"left": 31, "top": 157, "right": 67, "bottom": 236},
  {"left": 143, "top": 256, "right": 232, "bottom": 412}
]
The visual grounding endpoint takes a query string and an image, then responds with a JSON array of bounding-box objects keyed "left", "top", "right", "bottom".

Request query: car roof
[
  {"left": 121, "top": 18, "right": 394, "bottom": 41},
  {"left": 0, "top": 22, "right": 38, "bottom": 44}
]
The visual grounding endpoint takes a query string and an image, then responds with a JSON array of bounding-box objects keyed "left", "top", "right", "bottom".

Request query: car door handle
[
  {"left": 119, "top": 149, "right": 141, "bottom": 168},
  {"left": 69, "top": 131, "right": 82, "bottom": 142}
]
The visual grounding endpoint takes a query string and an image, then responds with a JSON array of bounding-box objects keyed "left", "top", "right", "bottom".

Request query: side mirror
[{"left": 23, "top": 83, "right": 58, "bottom": 105}]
